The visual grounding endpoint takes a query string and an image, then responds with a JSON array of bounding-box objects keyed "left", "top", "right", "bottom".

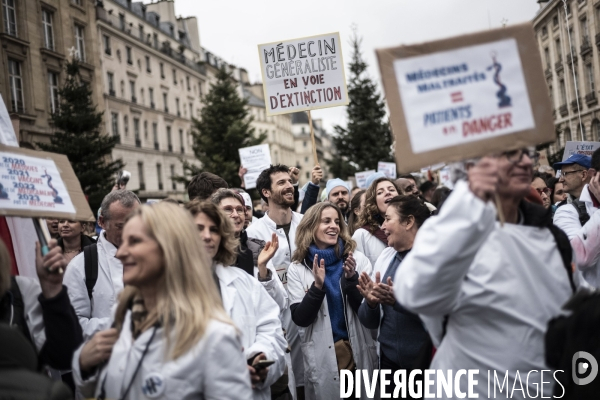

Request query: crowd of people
[{"left": 1, "top": 145, "right": 599, "bottom": 399}]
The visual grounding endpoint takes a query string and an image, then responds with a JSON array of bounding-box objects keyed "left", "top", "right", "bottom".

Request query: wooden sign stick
[{"left": 308, "top": 110, "right": 319, "bottom": 165}]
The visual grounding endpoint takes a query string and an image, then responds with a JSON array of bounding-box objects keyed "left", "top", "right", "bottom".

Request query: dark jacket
[{"left": 57, "top": 234, "right": 96, "bottom": 252}]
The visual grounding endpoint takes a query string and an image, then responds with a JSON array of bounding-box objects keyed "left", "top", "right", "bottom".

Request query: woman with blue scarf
[{"left": 287, "top": 203, "right": 377, "bottom": 400}]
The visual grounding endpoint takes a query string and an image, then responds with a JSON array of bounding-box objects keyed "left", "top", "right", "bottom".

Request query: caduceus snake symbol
[
  {"left": 41, "top": 169, "right": 63, "bottom": 204},
  {"left": 487, "top": 51, "right": 512, "bottom": 108}
]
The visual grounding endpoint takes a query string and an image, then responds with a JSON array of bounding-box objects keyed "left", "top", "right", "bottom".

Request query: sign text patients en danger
[{"left": 259, "top": 32, "right": 349, "bottom": 115}]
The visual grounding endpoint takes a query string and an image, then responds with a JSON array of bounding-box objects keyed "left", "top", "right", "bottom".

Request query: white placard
[
  {"left": 439, "top": 166, "right": 454, "bottom": 189},
  {"left": 239, "top": 144, "right": 272, "bottom": 189},
  {"left": 0, "top": 152, "right": 75, "bottom": 214},
  {"left": 393, "top": 38, "right": 535, "bottom": 154},
  {"left": 258, "top": 32, "right": 349, "bottom": 116},
  {"left": 377, "top": 162, "right": 397, "bottom": 179},
  {"left": 355, "top": 170, "right": 376, "bottom": 189},
  {"left": 0, "top": 95, "right": 18, "bottom": 147},
  {"left": 562, "top": 141, "right": 600, "bottom": 161}
]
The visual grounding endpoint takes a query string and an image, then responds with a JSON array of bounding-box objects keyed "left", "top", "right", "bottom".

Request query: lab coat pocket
[{"left": 300, "top": 341, "right": 319, "bottom": 383}]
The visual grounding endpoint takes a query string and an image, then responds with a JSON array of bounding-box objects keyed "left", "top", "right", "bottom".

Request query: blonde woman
[
  {"left": 186, "top": 200, "right": 288, "bottom": 400},
  {"left": 72, "top": 202, "right": 252, "bottom": 399},
  {"left": 352, "top": 177, "right": 399, "bottom": 266},
  {"left": 287, "top": 202, "right": 377, "bottom": 400}
]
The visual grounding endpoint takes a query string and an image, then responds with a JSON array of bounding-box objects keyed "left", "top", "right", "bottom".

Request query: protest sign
[
  {"left": 376, "top": 23, "right": 554, "bottom": 173},
  {"left": 439, "top": 166, "right": 454, "bottom": 189},
  {"left": 258, "top": 32, "right": 349, "bottom": 116},
  {"left": 377, "top": 161, "right": 397, "bottom": 179},
  {"left": 562, "top": 141, "right": 600, "bottom": 161},
  {"left": 239, "top": 144, "right": 272, "bottom": 189},
  {"left": 355, "top": 170, "right": 376, "bottom": 189},
  {"left": 0, "top": 144, "right": 94, "bottom": 221}
]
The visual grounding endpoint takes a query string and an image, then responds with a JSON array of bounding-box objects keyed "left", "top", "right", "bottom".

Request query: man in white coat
[
  {"left": 63, "top": 190, "right": 140, "bottom": 339},
  {"left": 553, "top": 152, "right": 600, "bottom": 287},
  {"left": 246, "top": 164, "right": 304, "bottom": 398},
  {"left": 395, "top": 150, "right": 574, "bottom": 399}
]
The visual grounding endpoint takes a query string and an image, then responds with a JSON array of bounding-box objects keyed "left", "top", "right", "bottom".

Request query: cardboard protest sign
[
  {"left": 562, "top": 141, "right": 600, "bottom": 161},
  {"left": 239, "top": 144, "right": 272, "bottom": 189},
  {"left": 376, "top": 23, "right": 554, "bottom": 173},
  {"left": 0, "top": 144, "right": 94, "bottom": 221},
  {"left": 258, "top": 32, "right": 349, "bottom": 116},
  {"left": 377, "top": 162, "right": 397, "bottom": 179},
  {"left": 355, "top": 170, "right": 376, "bottom": 189}
]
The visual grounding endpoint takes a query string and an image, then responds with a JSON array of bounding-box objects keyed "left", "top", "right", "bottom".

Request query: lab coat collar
[
  {"left": 214, "top": 264, "right": 238, "bottom": 316},
  {"left": 98, "top": 230, "right": 118, "bottom": 258}
]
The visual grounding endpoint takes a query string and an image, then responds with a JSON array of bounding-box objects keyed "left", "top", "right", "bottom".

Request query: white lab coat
[
  {"left": 13, "top": 276, "right": 45, "bottom": 352},
  {"left": 216, "top": 264, "right": 287, "bottom": 400},
  {"left": 287, "top": 251, "right": 378, "bottom": 400},
  {"left": 395, "top": 181, "right": 573, "bottom": 399},
  {"left": 63, "top": 232, "right": 124, "bottom": 339},
  {"left": 72, "top": 311, "right": 253, "bottom": 399},
  {"left": 352, "top": 228, "right": 387, "bottom": 267},
  {"left": 253, "top": 262, "right": 288, "bottom": 312},
  {"left": 554, "top": 184, "right": 600, "bottom": 287},
  {"left": 246, "top": 210, "right": 304, "bottom": 390}
]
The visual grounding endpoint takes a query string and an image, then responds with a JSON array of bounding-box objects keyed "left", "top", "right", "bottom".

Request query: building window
[
  {"left": 581, "top": 18, "right": 589, "bottom": 42},
  {"left": 186, "top": 76, "right": 190, "bottom": 91},
  {"left": 138, "top": 162, "right": 145, "bottom": 191},
  {"left": 556, "top": 39, "right": 562, "bottom": 61},
  {"left": 143, "top": 120, "right": 148, "bottom": 139},
  {"left": 153, "top": 33, "right": 158, "bottom": 48},
  {"left": 74, "top": 25, "right": 85, "bottom": 61},
  {"left": 157, "top": 164, "right": 163, "bottom": 190},
  {"left": 107, "top": 72, "right": 114, "bottom": 95},
  {"left": 175, "top": 98, "right": 180, "bottom": 116},
  {"left": 160, "top": 62, "right": 164, "bottom": 79},
  {"left": 102, "top": 35, "right": 111, "bottom": 56},
  {"left": 189, "top": 103, "right": 193, "bottom": 119},
  {"left": 134, "top": 118, "right": 140, "bottom": 146},
  {"left": 549, "top": 85, "right": 554, "bottom": 107},
  {"left": 541, "top": 26, "right": 548, "bottom": 37},
  {"left": 130, "top": 81, "right": 136, "bottom": 103},
  {"left": 553, "top": 15, "right": 559, "bottom": 27},
  {"left": 592, "top": 119, "right": 600, "bottom": 141},
  {"left": 170, "top": 165, "right": 176, "bottom": 190},
  {"left": 124, "top": 115, "right": 129, "bottom": 136},
  {"left": 149, "top": 88, "right": 154, "bottom": 108},
  {"left": 172, "top": 69, "right": 177, "bottom": 84},
  {"left": 42, "top": 10, "right": 54, "bottom": 50},
  {"left": 139, "top": 24, "right": 144, "bottom": 41},
  {"left": 72, "top": 0, "right": 82, "bottom": 5},
  {"left": 167, "top": 126, "right": 172, "bottom": 152},
  {"left": 48, "top": 72, "right": 59, "bottom": 114},
  {"left": 586, "top": 63, "right": 595, "bottom": 93},
  {"left": 544, "top": 48, "right": 550, "bottom": 68},
  {"left": 163, "top": 93, "right": 168, "bottom": 113},
  {"left": 8, "top": 59, "right": 23, "bottom": 113},
  {"left": 140, "top": 88, "right": 144, "bottom": 105},
  {"left": 119, "top": 13, "right": 125, "bottom": 30},
  {"left": 126, "top": 46, "right": 132, "bottom": 65},
  {"left": 2, "top": 0, "right": 17, "bottom": 36},
  {"left": 179, "top": 129, "right": 184, "bottom": 153},
  {"left": 303, "top": 140, "right": 307, "bottom": 147},
  {"left": 111, "top": 112, "right": 119, "bottom": 137},
  {"left": 120, "top": 80, "right": 125, "bottom": 97},
  {"left": 152, "top": 123, "right": 158, "bottom": 150},
  {"left": 560, "top": 79, "right": 567, "bottom": 104},
  {"left": 145, "top": 56, "right": 151, "bottom": 72}
]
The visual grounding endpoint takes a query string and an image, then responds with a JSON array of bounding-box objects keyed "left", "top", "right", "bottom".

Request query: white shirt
[
  {"left": 216, "top": 264, "right": 287, "bottom": 400},
  {"left": 72, "top": 311, "right": 253, "bottom": 400},
  {"left": 554, "top": 184, "right": 600, "bottom": 287},
  {"left": 352, "top": 228, "right": 387, "bottom": 267},
  {"left": 396, "top": 181, "right": 572, "bottom": 399},
  {"left": 63, "top": 231, "right": 124, "bottom": 339}
]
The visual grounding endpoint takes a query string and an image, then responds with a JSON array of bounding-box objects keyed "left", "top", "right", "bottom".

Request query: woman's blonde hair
[
  {"left": 292, "top": 202, "right": 356, "bottom": 263},
  {"left": 122, "top": 202, "right": 232, "bottom": 359},
  {"left": 185, "top": 199, "right": 238, "bottom": 266},
  {"left": 0, "top": 239, "right": 11, "bottom": 295},
  {"left": 357, "top": 177, "right": 399, "bottom": 233}
]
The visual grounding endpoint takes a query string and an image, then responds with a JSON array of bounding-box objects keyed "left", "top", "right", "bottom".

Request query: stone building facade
[
  {"left": 534, "top": 0, "right": 600, "bottom": 156},
  {"left": 0, "top": 0, "right": 103, "bottom": 146}
]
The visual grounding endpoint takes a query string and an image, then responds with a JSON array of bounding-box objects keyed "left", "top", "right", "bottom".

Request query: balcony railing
[
  {"left": 96, "top": 6, "right": 207, "bottom": 76},
  {"left": 585, "top": 91, "right": 597, "bottom": 105},
  {"left": 140, "top": 182, "right": 146, "bottom": 191},
  {"left": 596, "top": 33, "right": 600, "bottom": 47},
  {"left": 559, "top": 104, "right": 569, "bottom": 117},
  {"left": 581, "top": 36, "right": 592, "bottom": 56},
  {"left": 131, "top": 96, "right": 137, "bottom": 104},
  {"left": 168, "top": 144, "right": 173, "bottom": 152},
  {"left": 150, "top": 102, "right": 155, "bottom": 109},
  {"left": 158, "top": 183, "right": 164, "bottom": 191},
  {"left": 135, "top": 139, "right": 141, "bottom": 147},
  {"left": 180, "top": 146, "right": 185, "bottom": 154},
  {"left": 555, "top": 59, "right": 564, "bottom": 72},
  {"left": 571, "top": 98, "right": 581, "bottom": 112},
  {"left": 545, "top": 66, "right": 552, "bottom": 78},
  {"left": 109, "top": 89, "right": 116, "bottom": 96},
  {"left": 164, "top": 107, "right": 169, "bottom": 114},
  {"left": 154, "top": 142, "right": 159, "bottom": 150},
  {"left": 567, "top": 49, "right": 578, "bottom": 65}
]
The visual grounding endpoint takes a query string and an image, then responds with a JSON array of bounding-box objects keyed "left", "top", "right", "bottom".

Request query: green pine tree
[
  {"left": 179, "top": 66, "right": 265, "bottom": 187},
  {"left": 326, "top": 33, "right": 394, "bottom": 179},
  {"left": 37, "top": 60, "right": 123, "bottom": 213}
]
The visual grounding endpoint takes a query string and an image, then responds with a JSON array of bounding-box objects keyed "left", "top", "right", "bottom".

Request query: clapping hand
[
  {"left": 343, "top": 251, "right": 356, "bottom": 279},
  {"left": 312, "top": 254, "right": 325, "bottom": 290},
  {"left": 257, "top": 233, "right": 279, "bottom": 279},
  {"left": 357, "top": 271, "right": 379, "bottom": 308}
]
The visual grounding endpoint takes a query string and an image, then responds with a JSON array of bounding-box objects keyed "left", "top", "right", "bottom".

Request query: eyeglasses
[
  {"left": 503, "top": 148, "right": 539, "bottom": 164},
  {"left": 534, "top": 187, "right": 551, "bottom": 196},
  {"left": 222, "top": 206, "right": 245, "bottom": 215},
  {"left": 404, "top": 185, "right": 415, "bottom": 193},
  {"left": 561, "top": 169, "right": 586, "bottom": 177}
]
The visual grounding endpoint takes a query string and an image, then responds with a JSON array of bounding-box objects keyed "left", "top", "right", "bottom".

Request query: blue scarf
[{"left": 307, "top": 240, "right": 349, "bottom": 342}]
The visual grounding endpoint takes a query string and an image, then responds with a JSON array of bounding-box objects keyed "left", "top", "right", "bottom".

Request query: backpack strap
[
  {"left": 572, "top": 199, "right": 591, "bottom": 226},
  {"left": 548, "top": 225, "right": 576, "bottom": 293},
  {"left": 83, "top": 243, "right": 99, "bottom": 301}
]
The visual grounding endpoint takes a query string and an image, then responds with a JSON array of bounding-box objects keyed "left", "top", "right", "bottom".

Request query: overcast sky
[{"left": 173, "top": 0, "right": 542, "bottom": 131}]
